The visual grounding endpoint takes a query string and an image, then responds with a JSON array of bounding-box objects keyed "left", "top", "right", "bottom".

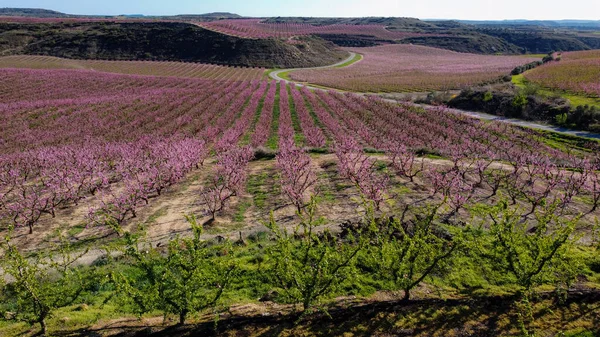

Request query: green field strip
[
  {"left": 300, "top": 89, "right": 333, "bottom": 147},
  {"left": 513, "top": 74, "right": 600, "bottom": 108},
  {"left": 286, "top": 84, "right": 305, "bottom": 146},
  {"left": 240, "top": 82, "right": 271, "bottom": 146},
  {"left": 334, "top": 52, "right": 363, "bottom": 68},
  {"left": 266, "top": 82, "right": 282, "bottom": 150}
]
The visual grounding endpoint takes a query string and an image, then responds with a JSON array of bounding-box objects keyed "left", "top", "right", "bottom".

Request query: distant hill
[
  {"left": 0, "top": 21, "right": 347, "bottom": 68},
  {"left": 261, "top": 17, "right": 600, "bottom": 54},
  {"left": 458, "top": 19, "right": 600, "bottom": 29},
  {"left": 263, "top": 17, "right": 436, "bottom": 29},
  {"left": 0, "top": 8, "right": 70, "bottom": 17},
  {"left": 192, "top": 12, "right": 242, "bottom": 19},
  {"left": 166, "top": 12, "right": 242, "bottom": 21},
  {"left": 0, "top": 8, "right": 242, "bottom": 22},
  {"left": 2, "top": 9, "right": 599, "bottom": 55}
]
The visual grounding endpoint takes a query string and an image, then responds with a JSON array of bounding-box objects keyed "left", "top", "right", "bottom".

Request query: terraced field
[
  {"left": 290, "top": 44, "right": 539, "bottom": 92},
  {"left": 0, "top": 55, "right": 266, "bottom": 80},
  {"left": 525, "top": 50, "right": 600, "bottom": 97},
  {"left": 196, "top": 19, "right": 432, "bottom": 40},
  {"left": 2, "top": 67, "right": 599, "bottom": 244}
]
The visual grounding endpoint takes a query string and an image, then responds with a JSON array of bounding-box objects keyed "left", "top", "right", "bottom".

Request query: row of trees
[
  {"left": 4, "top": 129, "right": 599, "bottom": 240},
  {"left": 195, "top": 123, "right": 599, "bottom": 232},
  {"left": 5, "top": 67, "right": 596, "bottom": 163},
  {"left": 198, "top": 19, "right": 418, "bottom": 40},
  {"left": 0, "top": 137, "right": 207, "bottom": 234},
  {"left": 2, "top": 136, "right": 598, "bottom": 336},
  {"left": 1, "top": 193, "right": 589, "bottom": 335}
]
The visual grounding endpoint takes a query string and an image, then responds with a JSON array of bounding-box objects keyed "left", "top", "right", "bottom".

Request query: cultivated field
[
  {"left": 2, "top": 67, "right": 599, "bottom": 245},
  {"left": 291, "top": 44, "right": 539, "bottom": 92},
  {"left": 0, "top": 55, "right": 265, "bottom": 81},
  {"left": 525, "top": 50, "right": 600, "bottom": 97},
  {"left": 196, "top": 19, "right": 431, "bottom": 40},
  {"left": 1, "top": 19, "right": 600, "bottom": 337}
]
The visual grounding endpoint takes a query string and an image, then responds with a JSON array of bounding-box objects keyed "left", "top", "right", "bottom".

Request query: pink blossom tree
[
  {"left": 335, "top": 136, "right": 389, "bottom": 210},
  {"left": 200, "top": 146, "right": 254, "bottom": 221},
  {"left": 276, "top": 142, "right": 317, "bottom": 214}
]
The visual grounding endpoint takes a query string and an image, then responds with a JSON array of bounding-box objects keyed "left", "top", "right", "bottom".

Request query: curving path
[
  {"left": 268, "top": 52, "right": 600, "bottom": 140},
  {"left": 269, "top": 52, "right": 358, "bottom": 82}
]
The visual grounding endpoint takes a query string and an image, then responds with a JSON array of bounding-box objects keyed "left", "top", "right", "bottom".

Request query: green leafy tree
[
  {"left": 113, "top": 215, "right": 236, "bottom": 325},
  {"left": 512, "top": 92, "right": 528, "bottom": 111},
  {"left": 360, "top": 203, "right": 460, "bottom": 301},
  {"left": 593, "top": 218, "right": 600, "bottom": 250},
  {"left": 483, "top": 91, "right": 494, "bottom": 102},
  {"left": 473, "top": 201, "right": 578, "bottom": 295},
  {"left": 0, "top": 229, "right": 90, "bottom": 335},
  {"left": 555, "top": 113, "right": 568, "bottom": 126},
  {"left": 465, "top": 200, "right": 581, "bottom": 336},
  {"left": 266, "top": 197, "right": 365, "bottom": 315}
]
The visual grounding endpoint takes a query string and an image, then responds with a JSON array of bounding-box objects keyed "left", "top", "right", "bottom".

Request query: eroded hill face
[
  {"left": 0, "top": 21, "right": 347, "bottom": 68},
  {"left": 262, "top": 17, "right": 600, "bottom": 54}
]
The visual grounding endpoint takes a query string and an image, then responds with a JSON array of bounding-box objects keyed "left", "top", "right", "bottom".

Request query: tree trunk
[
  {"left": 29, "top": 223, "right": 33, "bottom": 235},
  {"left": 39, "top": 318, "right": 47, "bottom": 336},
  {"left": 178, "top": 311, "right": 187, "bottom": 325},
  {"left": 303, "top": 293, "right": 313, "bottom": 313},
  {"left": 403, "top": 289, "right": 410, "bottom": 301}
]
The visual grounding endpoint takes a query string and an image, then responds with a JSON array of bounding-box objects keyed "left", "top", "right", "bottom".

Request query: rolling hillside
[{"left": 0, "top": 21, "right": 347, "bottom": 68}]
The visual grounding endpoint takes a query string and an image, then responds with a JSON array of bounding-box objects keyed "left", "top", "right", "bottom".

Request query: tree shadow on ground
[{"left": 53, "top": 290, "right": 600, "bottom": 337}]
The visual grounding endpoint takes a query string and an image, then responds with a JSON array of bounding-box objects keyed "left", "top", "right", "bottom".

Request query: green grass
[
  {"left": 561, "top": 92, "right": 600, "bottom": 108},
  {"left": 511, "top": 74, "right": 528, "bottom": 89},
  {"left": 233, "top": 200, "right": 252, "bottom": 223},
  {"left": 519, "top": 53, "right": 547, "bottom": 58},
  {"left": 144, "top": 207, "right": 168, "bottom": 226},
  {"left": 334, "top": 53, "right": 363, "bottom": 68},
  {"left": 241, "top": 82, "right": 270, "bottom": 146},
  {"left": 66, "top": 223, "right": 87, "bottom": 237},
  {"left": 286, "top": 84, "right": 305, "bottom": 146},
  {"left": 513, "top": 74, "right": 600, "bottom": 109},
  {"left": 2, "top": 213, "right": 600, "bottom": 337},
  {"left": 277, "top": 71, "right": 292, "bottom": 81},
  {"left": 266, "top": 83, "right": 282, "bottom": 150},
  {"left": 247, "top": 172, "right": 272, "bottom": 210},
  {"left": 264, "top": 69, "right": 278, "bottom": 80}
]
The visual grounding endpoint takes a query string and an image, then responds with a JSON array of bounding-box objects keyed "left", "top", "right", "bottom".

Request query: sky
[{"left": 1, "top": 0, "right": 599, "bottom": 20}]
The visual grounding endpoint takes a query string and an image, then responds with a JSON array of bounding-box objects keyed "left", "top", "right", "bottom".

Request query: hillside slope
[
  {"left": 400, "top": 34, "right": 523, "bottom": 54},
  {"left": 0, "top": 8, "right": 69, "bottom": 17},
  {"left": 0, "top": 21, "right": 347, "bottom": 68},
  {"left": 476, "top": 26, "right": 597, "bottom": 53},
  {"left": 263, "top": 17, "right": 600, "bottom": 54}
]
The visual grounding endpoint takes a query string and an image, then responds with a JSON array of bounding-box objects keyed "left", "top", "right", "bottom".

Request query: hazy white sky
[{"left": 1, "top": 0, "right": 599, "bottom": 20}]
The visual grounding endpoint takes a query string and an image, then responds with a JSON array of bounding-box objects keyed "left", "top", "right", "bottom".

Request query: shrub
[
  {"left": 556, "top": 113, "right": 568, "bottom": 125},
  {"left": 112, "top": 216, "right": 236, "bottom": 325},
  {"left": 0, "top": 231, "right": 94, "bottom": 335},
  {"left": 359, "top": 203, "right": 460, "bottom": 301},
  {"left": 471, "top": 201, "right": 579, "bottom": 295},
  {"left": 483, "top": 91, "right": 494, "bottom": 102},
  {"left": 512, "top": 92, "right": 528, "bottom": 110},
  {"left": 265, "top": 197, "right": 365, "bottom": 315}
]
